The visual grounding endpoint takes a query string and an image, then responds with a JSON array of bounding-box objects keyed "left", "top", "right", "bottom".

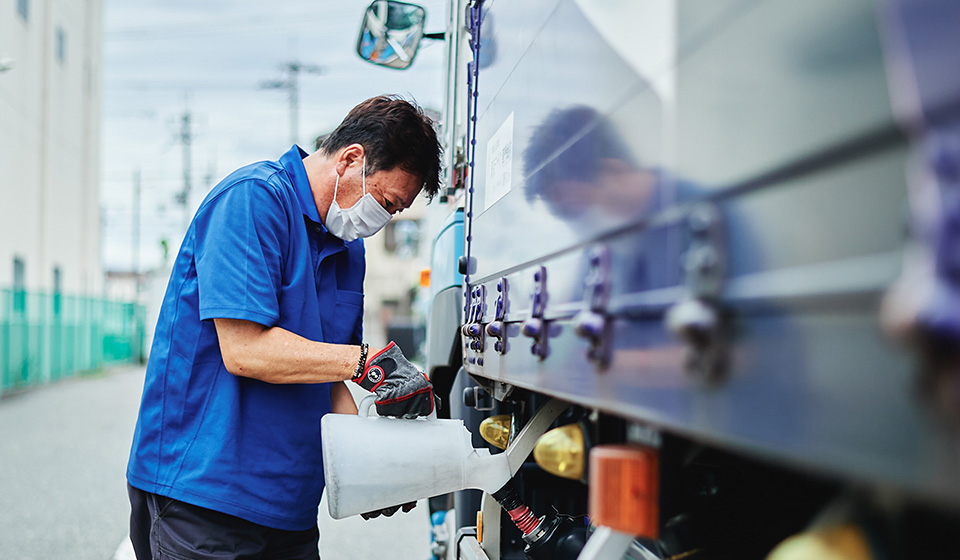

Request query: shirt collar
[
  {"left": 280, "top": 144, "right": 350, "bottom": 253},
  {"left": 279, "top": 145, "right": 323, "bottom": 225}
]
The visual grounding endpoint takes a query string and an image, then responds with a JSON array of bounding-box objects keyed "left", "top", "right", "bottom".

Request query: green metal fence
[{"left": 0, "top": 288, "right": 145, "bottom": 395}]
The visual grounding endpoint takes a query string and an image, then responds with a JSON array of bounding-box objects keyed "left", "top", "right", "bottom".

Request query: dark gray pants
[{"left": 128, "top": 484, "right": 320, "bottom": 560}]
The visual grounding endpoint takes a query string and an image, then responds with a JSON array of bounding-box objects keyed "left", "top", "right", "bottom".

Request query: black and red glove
[{"left": 352, "top": 342, "right": 436, "bottom": 418}]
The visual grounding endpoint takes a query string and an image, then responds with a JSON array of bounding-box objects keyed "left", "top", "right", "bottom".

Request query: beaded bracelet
[{"left": 353, "top": 343, "right": 369, "bottom": 379}]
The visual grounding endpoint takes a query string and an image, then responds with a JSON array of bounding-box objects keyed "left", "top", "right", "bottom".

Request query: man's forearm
[
  {"left": 330, "top": 381, "right": 359, "bottom": 414},
  {"left": 214, "top": 318, "right": 376, "bottom": 384}
]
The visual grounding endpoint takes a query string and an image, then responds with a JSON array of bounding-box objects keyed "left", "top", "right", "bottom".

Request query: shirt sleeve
[{"left": 195, "top": 180, "right": 288, "bottom": 326}]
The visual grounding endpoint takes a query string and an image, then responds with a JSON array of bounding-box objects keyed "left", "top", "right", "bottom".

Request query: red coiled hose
[{"left": 507, "top": 505, "right": 539, "bottom": 534}]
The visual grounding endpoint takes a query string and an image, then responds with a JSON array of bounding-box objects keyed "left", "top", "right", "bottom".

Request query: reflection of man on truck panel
[{"left": 524, "top": 105, "right": 659, "bottom": 223}]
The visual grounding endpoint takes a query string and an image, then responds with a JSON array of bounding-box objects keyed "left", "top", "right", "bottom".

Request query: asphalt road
[
  {"left": 0, "top": 366, "right": 430, "bottom": 560},
  {"left": 0, "top": 366, "right": 142, "bottom": 559}
]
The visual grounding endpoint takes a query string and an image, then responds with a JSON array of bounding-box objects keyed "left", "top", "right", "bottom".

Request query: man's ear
[{"left": 336, "top": 144, "right": 366, "bottom": 175}]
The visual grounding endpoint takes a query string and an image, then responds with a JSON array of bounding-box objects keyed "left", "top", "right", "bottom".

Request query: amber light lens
[
  {"left": 766, "top": 524, "right": 873, "bottom": 560},
  {"left": 533, "top": 424, "right": 586, "bottom": 480},
  {"left": 479, "top": 415, "right": 512, "bottom": 449}
]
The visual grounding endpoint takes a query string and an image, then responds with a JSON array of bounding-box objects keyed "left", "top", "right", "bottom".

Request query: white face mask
[{"left": 325, "top": 158, "right": 392, "bottom": 241}]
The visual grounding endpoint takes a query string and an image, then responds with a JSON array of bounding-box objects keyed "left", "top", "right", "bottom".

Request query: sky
[{"left": 100, "top": 0, "right": 448, "bottom": 272}]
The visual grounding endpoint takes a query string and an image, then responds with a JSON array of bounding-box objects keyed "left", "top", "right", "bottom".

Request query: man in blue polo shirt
[{"left": 126, "top": 96, "right": 442, "bottom": 559}]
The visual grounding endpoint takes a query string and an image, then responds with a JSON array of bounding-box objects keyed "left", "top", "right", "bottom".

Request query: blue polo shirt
[{"left": 127, "top": 145, "right": 365, "bottom": 530}]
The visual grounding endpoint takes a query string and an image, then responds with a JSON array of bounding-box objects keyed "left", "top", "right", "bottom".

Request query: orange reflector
[
  {"left": 477, "top": 510, "right": 484, "bottom": 543},
  {"left": 419, "top": 268, "right": 431, "bottom": 288},
  {"left": 588, "top": 444, "right": 659, "bottom": 538}
]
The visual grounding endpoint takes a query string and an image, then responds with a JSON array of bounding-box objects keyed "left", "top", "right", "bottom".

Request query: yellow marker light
[
  {"left": 477, "top": 510, "right": 484, "bottom": 543},
  {"left": 533, "top": 423, "right": 585, "bottom": 481},
  {"left": 766, "top": 524, "right": 873, "bottom": 560},
  {"left": 479, "top": 415, "right": 512, "bottom": 449},
  {"left": 419, "top": 268, "right": 431, "bottom": 288}
]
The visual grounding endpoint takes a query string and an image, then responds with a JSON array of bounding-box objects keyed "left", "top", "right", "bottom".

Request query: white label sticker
[{"left": 484, "top": 112, "right": 514, "bottom": 211}]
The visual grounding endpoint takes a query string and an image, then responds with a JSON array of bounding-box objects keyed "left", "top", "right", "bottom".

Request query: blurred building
[
  {"left": 362, "top": 195, "right": 428, "bottom": 357},
  {"left": 0, "top": 0, "right": 103, "bottom": 295}
]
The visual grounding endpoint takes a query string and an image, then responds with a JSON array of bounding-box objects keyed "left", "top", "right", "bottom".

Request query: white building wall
[{"left": 0, "top": 0, "right": 102, "bottom": 294}]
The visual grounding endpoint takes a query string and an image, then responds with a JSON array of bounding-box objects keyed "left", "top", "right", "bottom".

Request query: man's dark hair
[
  {"left": 320, "top": 95, "right": 442, "bottom": 199},
  {"left": 523, "top": 105, "right": 633, "bottom": 206}
]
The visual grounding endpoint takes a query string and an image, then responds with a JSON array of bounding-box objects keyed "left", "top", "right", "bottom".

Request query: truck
[{"left": 356, "top": 1, "right": 960, "bottom": 558}]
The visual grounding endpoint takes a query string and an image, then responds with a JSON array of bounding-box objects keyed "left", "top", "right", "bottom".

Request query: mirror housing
[{"left": 357, "top": 0, "right": 427, "bottom": 70}]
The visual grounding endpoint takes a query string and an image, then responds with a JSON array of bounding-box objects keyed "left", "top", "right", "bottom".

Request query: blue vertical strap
[{"left": 463, "top": 0, "right": 484, "bottom": 323}]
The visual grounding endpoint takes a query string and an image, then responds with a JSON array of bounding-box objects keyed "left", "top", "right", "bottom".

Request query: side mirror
[{"left": 357, "top": 0, "right": 427, "bottom": 70}]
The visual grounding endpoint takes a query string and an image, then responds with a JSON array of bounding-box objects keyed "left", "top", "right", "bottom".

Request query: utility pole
[
  {"left": 174, "top": 109, "right": 194, "bottom": 232},
  {"left": 260, "top": 61, "right": 322, "bottom": 146},
  {"left": 133, "top": 169, "right": 141, "bottom": 288}
]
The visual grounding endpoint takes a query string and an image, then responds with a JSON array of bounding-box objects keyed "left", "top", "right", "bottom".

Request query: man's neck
[{"left": 302, "top": 150, "right": 334, "bottom": 224}]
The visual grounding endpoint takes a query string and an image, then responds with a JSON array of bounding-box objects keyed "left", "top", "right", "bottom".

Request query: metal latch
[
  {"left": 463, "top": 284, "right": 487, "bottom": 364},
  {"left": 574, "top": 245, "right": 613, "bottom": 369},
  {"left": 665, "top": 203, "right": 727, "bottom": 383},
  {"left": 522, "top": 266, "right": 549, "bottom": 360},
  {"left": 486, "top": 277, "right": 508, "bottom": 354}
]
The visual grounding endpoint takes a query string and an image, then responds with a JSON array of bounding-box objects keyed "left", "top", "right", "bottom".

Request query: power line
[
  {"left": 103, "top": 81, "right": 264, "bottom": 92},
  {"left": 105, "top": 15, "right": 336, "bottom": 41}
]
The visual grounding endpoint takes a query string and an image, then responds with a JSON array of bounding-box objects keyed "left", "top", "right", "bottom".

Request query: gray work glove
[
  {"left": 360, "top": 501, "right": 417, "bottom": 520},
  {"left": 352, "top": 342, "right": 437, "bottom": 418}
]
